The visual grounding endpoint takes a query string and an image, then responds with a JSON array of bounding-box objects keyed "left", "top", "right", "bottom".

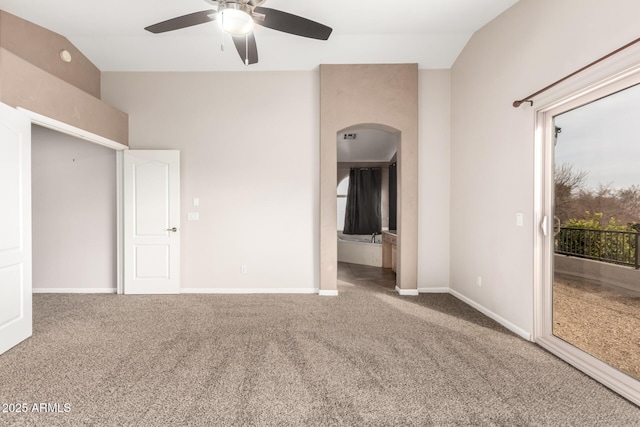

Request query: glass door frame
[{"left": 534, "top": 65, "right": 640, "bottom": 406}]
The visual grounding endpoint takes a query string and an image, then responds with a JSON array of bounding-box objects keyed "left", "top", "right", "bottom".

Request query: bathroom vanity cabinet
[{"left": 382, "top": 230, "right": 397, "bottom": 273}]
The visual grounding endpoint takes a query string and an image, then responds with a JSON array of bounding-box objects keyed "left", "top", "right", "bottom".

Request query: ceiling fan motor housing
[
  {"left": 217, "top": 1, "right": 254, "bottom": 35},
  {"left": 206, "top": 0, "right": 267, "bottom": 7}
]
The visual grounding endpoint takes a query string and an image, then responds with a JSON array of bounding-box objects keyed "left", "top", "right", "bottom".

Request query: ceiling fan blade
[
  {"left": 253, "top": 7, "right": 332, "bottom": 40},
  {"left": 232, "top": 33, "right": 259, "bottom": 65},
  {"left": 145, "top": 10, "right": 216, "bottom": 34}
]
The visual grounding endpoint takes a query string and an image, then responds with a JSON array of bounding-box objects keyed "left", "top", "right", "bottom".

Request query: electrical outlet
[
  {"left": 241, "top": 265, "right": 247, "bottom": 274},
  {"left": 476, "top": 276, "right": 482, "bottom": 287}
]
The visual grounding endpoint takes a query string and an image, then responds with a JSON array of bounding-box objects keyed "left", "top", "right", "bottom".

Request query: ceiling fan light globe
[{"left": 218, "top": 8, "right": 254, "bottom": 35}]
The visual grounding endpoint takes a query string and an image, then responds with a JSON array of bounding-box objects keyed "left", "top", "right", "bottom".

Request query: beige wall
[
  {"left": 418, "top": 69, "right": 450, "bottom": 291},
  {"left": 31, "top": 125, "right": 116, "bottom": 291},
  {"left": 102, "top": 71, "right": 320, "bottom": 292},
  {"left": 102, "top": 69, "right": 451, "bottom": 294},
  {"left": 0, "top": 10, "right": 128, "bottom": 145},
  {"left": 450, "top": 0, "right": 640, "bottom": 334},
  {"left": 320, "top": 64, "right": 419, "bottom": 292},
  {"left": 0, "top": 10, "right": 100, "bottom": 97}
]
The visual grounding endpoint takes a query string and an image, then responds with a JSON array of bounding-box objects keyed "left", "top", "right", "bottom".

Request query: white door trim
[
  {"left": 17, "top": 108, "right": 128, "bottom": 151},
  {"left": 116, "top": 151, "right": 125, "bottom": 295}
]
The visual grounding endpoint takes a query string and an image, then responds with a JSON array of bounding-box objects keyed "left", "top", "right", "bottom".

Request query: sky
[{"left": 554, "top": 82, "right": 640, "bottom": 190}]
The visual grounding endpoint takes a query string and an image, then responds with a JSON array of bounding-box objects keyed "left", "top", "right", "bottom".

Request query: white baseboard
[
  {"left": 181, "top": 288, "right": 318, "bottom": 294},
  {"left": 414, "top": 286, "right": 532, "bottom": 340},
  {"left": 318, "top": 289, "right": 339, "bottom": 296},
  {"left": 418, "top": 287, "right": 450, "bottom": 293},
  {"left": 448, "top": 289, "right": 532, "bottom": 341},
  {"left": 395, "top": 286, "right": 419, "bottom": 296},
  {"left": 33, "top": 288, "right": 117, "bottom": 294}
]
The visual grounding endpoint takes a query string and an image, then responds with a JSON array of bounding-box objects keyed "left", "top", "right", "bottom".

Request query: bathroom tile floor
[{"left": 337, "top": 262, "right": 397, "bottom": 292}]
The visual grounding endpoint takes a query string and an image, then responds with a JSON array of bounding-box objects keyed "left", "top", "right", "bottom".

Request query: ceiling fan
[{"left": 144, "top": 0, "right": 333, "bottom": 65}]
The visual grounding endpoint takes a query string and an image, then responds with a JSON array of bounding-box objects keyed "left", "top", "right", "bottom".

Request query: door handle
[
  {"left": 541, "top": 216, "right": 548, "bottom": 237},
  {"left": 166, "top": 227, "right": 178, "bottom": 232}
]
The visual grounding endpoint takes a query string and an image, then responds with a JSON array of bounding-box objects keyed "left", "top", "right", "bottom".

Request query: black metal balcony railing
[{"left": 556, "top": 227, "right": 640, "bottom": 269}]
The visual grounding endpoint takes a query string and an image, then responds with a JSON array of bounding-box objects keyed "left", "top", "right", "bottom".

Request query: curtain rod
[{"left": 513, "top": 36, "right": 640, "bottom": 108}]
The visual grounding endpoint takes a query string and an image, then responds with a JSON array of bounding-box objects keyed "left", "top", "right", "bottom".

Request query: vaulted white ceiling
[{"left": 0, "top": 0, "right": 518, "bottom": 72}]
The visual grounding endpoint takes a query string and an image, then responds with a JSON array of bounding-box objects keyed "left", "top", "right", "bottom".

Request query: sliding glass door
[{"left": 536, "top": 69, "right": 640, "bottom": 405}]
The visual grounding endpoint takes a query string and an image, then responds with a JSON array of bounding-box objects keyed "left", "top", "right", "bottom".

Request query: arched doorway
[
  {"left": 336, "top": 125, "right": 398, "bottom": 274},
  {"left": 319, "top": 64, "right": 419, "bottom": 295}
]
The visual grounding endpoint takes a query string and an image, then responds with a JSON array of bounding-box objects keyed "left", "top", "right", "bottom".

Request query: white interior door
[
  {"left": 0, "top": 103, "right": 32, "bottom": 356},
  {"left": 124, "top": 150, "right": 180, "bottom": 294}
]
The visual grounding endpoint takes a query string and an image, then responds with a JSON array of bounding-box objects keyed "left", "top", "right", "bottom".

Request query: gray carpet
[{"left": 0, "top": 263, "right": 638, "bottom": 426}]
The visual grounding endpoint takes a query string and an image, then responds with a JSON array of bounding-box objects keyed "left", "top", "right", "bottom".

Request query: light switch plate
[
  {"left": 516, "top": 212, "right": 524, "bottom": 227},
  {"left": 187, "top": 212, "right": 200, "bottom": 221}
]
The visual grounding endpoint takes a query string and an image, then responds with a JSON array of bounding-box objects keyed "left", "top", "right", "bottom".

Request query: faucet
[{"left": 371, "top": 232, "right": 377, "bottom": 243}]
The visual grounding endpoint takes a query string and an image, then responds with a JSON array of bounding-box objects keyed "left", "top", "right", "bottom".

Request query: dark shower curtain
[
  {"left": 389, "top": 162, "right": 397, "bottom": 231},
  {"left": 343, "top": 167, "right": 382, "bottom": 235}
]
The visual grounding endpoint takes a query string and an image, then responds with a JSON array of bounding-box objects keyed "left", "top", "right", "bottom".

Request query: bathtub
[{"left": 337, "top": 232, "right": 382, "bottom": 267}]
